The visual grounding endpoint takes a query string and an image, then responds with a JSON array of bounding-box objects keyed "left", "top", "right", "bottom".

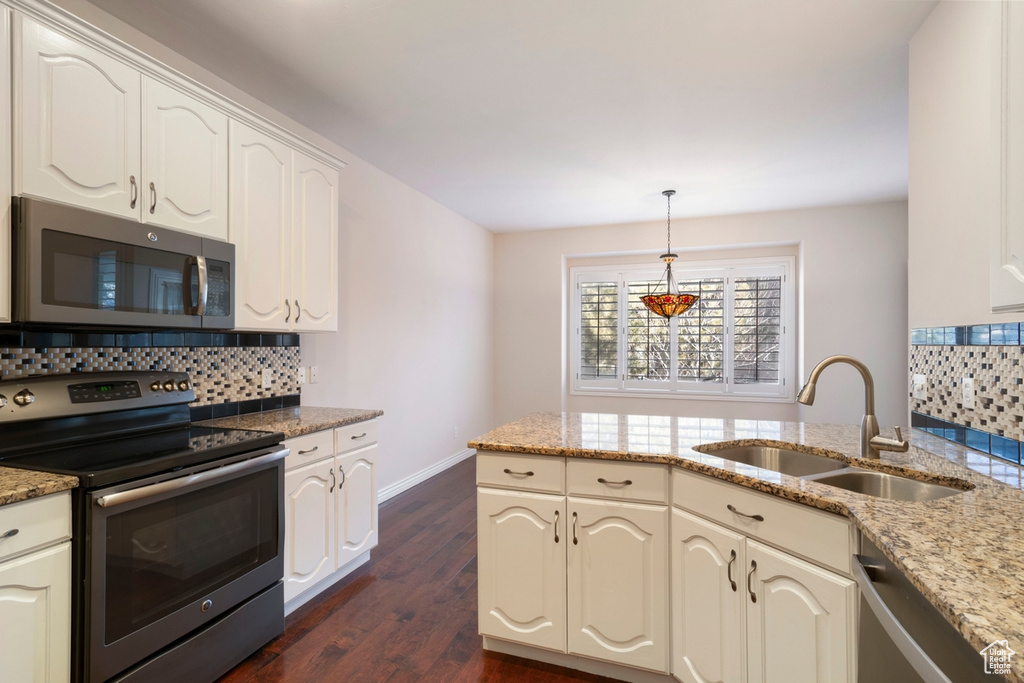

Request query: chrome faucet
[{"left": 797, "top": 354, "right": 909, "bottom": 459}]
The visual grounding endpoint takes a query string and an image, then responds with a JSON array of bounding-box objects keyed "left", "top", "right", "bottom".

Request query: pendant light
[{"left": 640, "top": 190, "right": 700, "bottom": 318}]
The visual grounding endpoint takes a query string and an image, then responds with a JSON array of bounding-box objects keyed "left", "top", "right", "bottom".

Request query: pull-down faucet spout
[{"left": 798, "top": 355, "right": 908, "bottom": 459}]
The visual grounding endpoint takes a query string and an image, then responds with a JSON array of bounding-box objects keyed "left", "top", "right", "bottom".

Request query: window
[{"left": 571, "top": 257, "right": 795, "bottom": 401}]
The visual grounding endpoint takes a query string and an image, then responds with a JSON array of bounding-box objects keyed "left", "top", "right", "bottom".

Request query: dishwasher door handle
[{"left": 852, "top": 555, "right": 953, "bottom": 683}]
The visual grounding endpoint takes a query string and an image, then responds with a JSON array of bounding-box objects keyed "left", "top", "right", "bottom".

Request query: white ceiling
[{"left": 83, "top": 0, "right": 937, "bottom": 232}]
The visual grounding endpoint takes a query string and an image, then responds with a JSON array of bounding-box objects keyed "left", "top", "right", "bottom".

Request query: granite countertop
[
  {"left": 470, "top": 412, "right": 1024, "bottom": 682},
  {"left": 0, "top": 468, "right": 77, "bottom": 506},
  {"left": 199, "top": 406, "right": 383, "bottom": 438}
]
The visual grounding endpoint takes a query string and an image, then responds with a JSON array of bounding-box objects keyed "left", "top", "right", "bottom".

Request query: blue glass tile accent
[
  {"left": 990, "top": 434, "right": 1021, "bottom": 463},
  {"left": 926, "top": 328, "right": 943, "bottom": 345},
  {"left": 966, "top": 428, "right": 991, "bottom": 453},
  {"left": 990, "top": 323, "right": 1019, "bottom": 345},
  {"left": 968, "top": 325, "right": 991, "bottom": 345},
  {"left": 910, "top": 328, "right": 927, "bottom": 345}
]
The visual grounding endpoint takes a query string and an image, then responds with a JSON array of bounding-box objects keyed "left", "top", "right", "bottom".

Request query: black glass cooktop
[{"left": 0, "top": 424, "right": 284, "bottom": 488}]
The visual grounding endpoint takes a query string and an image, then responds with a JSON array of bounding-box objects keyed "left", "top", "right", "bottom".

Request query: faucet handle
[{"left": 894, "top": 426, "right": 903, "bottom": 441}]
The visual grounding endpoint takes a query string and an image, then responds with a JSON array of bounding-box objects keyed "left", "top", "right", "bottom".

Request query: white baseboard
[{"left": 378, "top": 447, "right": 476, "bottom": 503}]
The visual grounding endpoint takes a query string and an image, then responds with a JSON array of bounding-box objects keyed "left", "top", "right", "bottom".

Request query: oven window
[{"left": 102, "top": 467, "right": 278, "bottom": 643}]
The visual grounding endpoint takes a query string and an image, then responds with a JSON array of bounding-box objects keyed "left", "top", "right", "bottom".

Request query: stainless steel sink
[
  {"left": 805, "top": 468, "right": 967, "bottom": 502},
  {"left": 699, "top": 445, "right": 849, "bottom": 477}
]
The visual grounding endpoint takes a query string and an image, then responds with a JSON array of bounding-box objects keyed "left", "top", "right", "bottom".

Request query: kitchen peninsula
[{"left": 470, "top": 412, "right": 1024, "bottom": 683}]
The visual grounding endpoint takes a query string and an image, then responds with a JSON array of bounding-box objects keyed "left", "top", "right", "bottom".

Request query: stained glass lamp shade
[{"left": 640, "top": 190, "right": 700, "bottom": 319}]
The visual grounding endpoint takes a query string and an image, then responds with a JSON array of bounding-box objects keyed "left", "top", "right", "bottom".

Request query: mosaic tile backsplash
[
  {"left": 0, "top": 329, "right": 300, "bottom": 408},
  {"left": 911, "top": 324, "right": 1024, "bottom": 463}
]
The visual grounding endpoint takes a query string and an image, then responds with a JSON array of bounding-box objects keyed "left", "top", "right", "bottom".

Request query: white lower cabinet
[
  {"left": 671, "top": 472, "right": 857, "bottom": 683},
  {"left": 0, "top": 492, "right": 71, "bottom": 683},
  {"left": 283, "top": 421, "right": 379, "bottom": 611},
  {"left": 477, "top": 488, "right": 566, "bottom": 652},
  {"left": 477, "top": 453, "right": 669, "bottom": 674},
  {"left": 567, "top": 497, "right": 668, "bottom": 671}
]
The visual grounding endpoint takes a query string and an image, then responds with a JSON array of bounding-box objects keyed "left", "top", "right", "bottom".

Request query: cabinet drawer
[
  {"left": 568, "top": 459, "right": 668, "bottom": 504},
  {"left": 284, "top": 430, "right": 335, "bottom": 471},
  {"left": 674, "top": 469, "right": 854, "bottom": 574},
  {"left": 336, "top": 420, "right": 378, "bottom": 454},
  {"left": 476, "top": 452, "right": 565, "bottom": 494},
  {"left": 0, "top": 492, "right": 71, "bottom": 563}
]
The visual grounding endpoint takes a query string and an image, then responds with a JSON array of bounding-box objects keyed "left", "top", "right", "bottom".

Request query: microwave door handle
[
  {"left": 195, "top": 255, "right": 208, "bottom": 316},
  {"left": 182, "top": 256, "right": 196, "bottom": 315}
]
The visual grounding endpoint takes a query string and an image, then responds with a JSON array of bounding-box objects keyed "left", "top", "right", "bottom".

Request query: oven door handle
[{"left": 95, "top": 448, "right": 289, "bottom": 509}]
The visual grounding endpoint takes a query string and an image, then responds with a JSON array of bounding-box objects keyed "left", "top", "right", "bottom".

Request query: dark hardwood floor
[{"left": 218, "top": 457, "right": 619, "bottom": 682}]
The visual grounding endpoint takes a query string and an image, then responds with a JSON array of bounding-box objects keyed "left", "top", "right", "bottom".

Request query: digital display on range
[{"left": 68, "top": 380, "right": 142, "bottom": 404}]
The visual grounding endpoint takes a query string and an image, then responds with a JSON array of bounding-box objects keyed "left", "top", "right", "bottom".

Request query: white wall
[
  {"left": 494, "top": 201, "right": 909, "bottom": 429},
  {"left": 52, "top": 0, "right": 495, "bottom": 494},
  {"left": 909, "top": 1, "right": 1002, "bottom": 327}
]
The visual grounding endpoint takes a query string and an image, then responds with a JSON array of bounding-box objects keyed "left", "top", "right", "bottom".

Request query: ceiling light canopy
[{"left": 639, "top": 190, "right": 700, "bottom": 319}]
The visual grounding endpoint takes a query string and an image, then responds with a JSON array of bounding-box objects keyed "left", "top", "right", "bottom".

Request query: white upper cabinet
[
  {"left": 230, "top": 120, "right": 293, "bottom": 331},
  {"left": 230, "top": 121, "right": 339, "bottom": 333},
  {"left": 16, "top": 15, "right": 229, "bottom": 239},
  {"left": 17, "top": 14, "right": 141, "bottom": 220},
  {"left": 142, "top": 78, "right": 228, "bottom": 238},
  {"left": 292, "top": 152, "right": 338, "bottom": 332}
]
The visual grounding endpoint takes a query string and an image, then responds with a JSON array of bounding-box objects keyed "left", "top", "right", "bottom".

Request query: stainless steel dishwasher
[{"left": 854, "top": 537, "right": 1003, "bottom": 682}]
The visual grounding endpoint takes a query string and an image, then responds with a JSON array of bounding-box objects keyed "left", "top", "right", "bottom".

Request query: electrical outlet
[
  {"left": 309, "top": 366, "right": 319, "bottom": 384},
  {"left": 962, "top": 377, "right": 975, "bottom": 409},
  {"left": 297, "top": 367, "right": 307, "bottom": 385},
  {"left": 261, "top": 369, "right": 272, "bottom": 390},
  {"left": 453, "top": 425, "right": 459, "bottom": 440},
  {"left": 912, "top": 374, "right": 927, "bottom": 400}
]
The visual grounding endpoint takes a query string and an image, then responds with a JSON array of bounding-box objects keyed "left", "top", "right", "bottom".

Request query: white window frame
[{"left": 570, "top": 255, "right": 796, "bottom": 402}]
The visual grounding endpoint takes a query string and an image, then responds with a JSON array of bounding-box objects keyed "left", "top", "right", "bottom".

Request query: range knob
[
  {"left": 13, "top": 389, "right": 35, "bottom": 407},
  {"left": 150, "top": 381, "right": 162, "bottom": 392},
  {"left": 163, "top": 380, "right": 175, "bottom": 392},
  {"left": 178, "top": 380, "right": 190, "bottom": 391},
  {"left": 0, "top": 394, "right": 6, "bottom": 408}
]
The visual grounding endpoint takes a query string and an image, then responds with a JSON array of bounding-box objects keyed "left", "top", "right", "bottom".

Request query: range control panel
[{"left": 0, "top": 371, "right": 196, "bottom": 422}]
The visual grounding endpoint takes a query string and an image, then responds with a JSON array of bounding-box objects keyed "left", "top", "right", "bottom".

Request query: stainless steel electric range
[{"left": 0, "top": 371, "right": 288, "bottom": 683}]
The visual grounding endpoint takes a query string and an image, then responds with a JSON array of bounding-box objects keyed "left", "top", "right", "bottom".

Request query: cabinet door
[
  {"left": 18, "top": 15, "right": 141, "bottom": 219},
  {"left": 283, "top": 458, "right": 335, "bottom": 604},
  {"left": 0, "top": 542, "right": 70, "bottom": 683},
  {"left": 745, "top": 540, "right": 856, "bottom": 683},
  {"left": 143, "top": 78, "right": 227, "bottom": 238},
  {"left": 567, "top": 497, "right": 669, "bottom": 673},
  {"left": 477, "top": 488, "right": 566, "bottom": 652},
  {"left": 335, "top": 445, "right": 378, "bottom": 569},
  {"left": 229, "top": 120, "right": 292, "bottom": 331},
  {"left": 291, "top": 151, "right": 338, "bottom": 332},
  {"left": 0, "top": 8, "right": 10, "bottom": 323},
  {"left": 671, "top": 509, "right": 744, "bottom": 683}
]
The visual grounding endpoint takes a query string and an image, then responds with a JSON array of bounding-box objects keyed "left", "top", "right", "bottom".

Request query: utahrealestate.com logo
[{"left": 981, "top": 640, "right": 1016, "bottom": 675}]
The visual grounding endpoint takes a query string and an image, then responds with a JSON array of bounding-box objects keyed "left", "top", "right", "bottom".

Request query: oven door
[{"left": 84, "top": 447, "right": 285, "bottom": 683}]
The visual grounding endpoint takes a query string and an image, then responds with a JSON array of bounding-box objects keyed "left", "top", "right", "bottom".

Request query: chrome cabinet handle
[
  {"left": 572, "top": 511, "right": 578, "bottom": 545},
  {"left": 298, "top": 446, "right": 319, "bottom": 455},
  {"left": 1, "top": 529, "right": 18, "bottom": 540},
  {"left": 553, "top": 510, "right": 560, "bottom": 544},
  {"left": 149, "top": 181, "right": 157, "bottom": 213},
  {"left": 285, "top": 299, "right": 291, "bottom": 323},
  {"left": 503, "top": 468, "right": 534, "bottom": 477},
  {"left": 727, "top": 549, "right": 737, "bottom": 592},
  {"left": 129, "top": 175, "right": 137, "bottom": 208},
  {"left": 329, "top": 466, "right": 336, "bottom": 493},
  {"left": 351, "top": 433, "right": 367, "bottom": 440},
  {"left": 338, "top": 466, "right": 346, "bottom": 490},
  {"left": 597, "top": 477, "right": 632, "bottom": 486},
  {"left": 296, "top": 300, "right": 301, "bottom": 323},
  {"left": 747, "top": 560, "right": 757, "bottom": 603},
  {"left": 727, "top": 504, "right": 764, "bottom": 522}
]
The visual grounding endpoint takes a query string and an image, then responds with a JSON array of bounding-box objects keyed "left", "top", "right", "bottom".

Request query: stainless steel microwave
[{"left": 12, "top": 197, "right": 234, "bottom": 328}]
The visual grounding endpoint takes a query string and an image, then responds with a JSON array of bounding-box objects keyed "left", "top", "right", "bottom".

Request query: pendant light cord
[{"left": 666, "top": 192, "right": 671, "bottom": 253}]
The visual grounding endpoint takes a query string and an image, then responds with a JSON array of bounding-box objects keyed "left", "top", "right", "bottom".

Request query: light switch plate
[
  {"left": 961, "top": 377, "right": 975, "bottom": 409},
  {"left": 912, "top": 374, "right": 927, "bottom": 400}
]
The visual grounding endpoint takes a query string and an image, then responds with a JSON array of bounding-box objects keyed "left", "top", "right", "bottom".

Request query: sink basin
[
  {"left": 701, "top": 445, "right": 849, "bottom": 477},
  {"left": 806, "top": 468, "right": 966, "bottom": 502}
]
